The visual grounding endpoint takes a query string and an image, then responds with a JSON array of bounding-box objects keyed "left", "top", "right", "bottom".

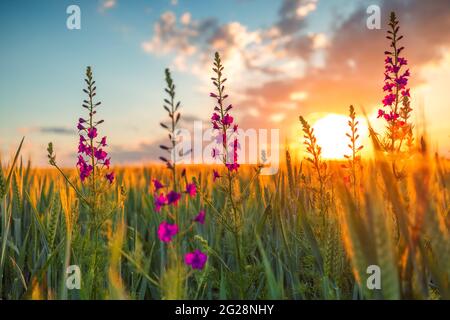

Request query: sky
[{"left": 0, "top": 0, "right": 449, "bottom": 166}]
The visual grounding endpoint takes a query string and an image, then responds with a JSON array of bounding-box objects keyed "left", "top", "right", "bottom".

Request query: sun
[{"left": 311, "top": 114, "right": 366, "bottom": 160}]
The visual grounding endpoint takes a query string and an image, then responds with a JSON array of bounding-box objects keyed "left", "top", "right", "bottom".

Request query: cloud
[
  {"left": 141, "top": 11, "right": 217, "bottom": 57},
  {"left": 19, "top": 126, "right": 74, "bottom": 136},
  {"left": 38, "top": 127, "right": 74, "bottom": 135},
  {"left": 276, "top": 0, "right": 317, "bottom": 35},
  {"left": 99, "top": 0, "right": 117, "bottom": 13},
  {"left": 141, "top": 0, "right": 320, "bottom": 83}
]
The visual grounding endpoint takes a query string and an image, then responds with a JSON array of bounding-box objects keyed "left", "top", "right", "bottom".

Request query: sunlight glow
[{"left": 312, "top": 114, "right": 366, "bottom": 160}]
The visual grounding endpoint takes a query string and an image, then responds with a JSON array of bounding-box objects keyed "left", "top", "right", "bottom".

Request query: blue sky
[{"left": 1, "top": 0, "right": 449, "bottom": 165}]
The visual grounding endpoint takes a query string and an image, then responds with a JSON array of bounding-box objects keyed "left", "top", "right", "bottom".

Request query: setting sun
[{"left": 310, "top": 114, "right": 365, "bottom": 159}]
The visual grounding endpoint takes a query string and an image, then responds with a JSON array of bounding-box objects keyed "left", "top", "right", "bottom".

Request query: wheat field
[{"left": 0, "top": 141, "right": 448, "bottom": 299}]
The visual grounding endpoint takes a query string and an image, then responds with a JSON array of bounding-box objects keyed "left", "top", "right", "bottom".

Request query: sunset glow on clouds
[{"left": 1, "top": 0, "right": 449, "bottom": 166}]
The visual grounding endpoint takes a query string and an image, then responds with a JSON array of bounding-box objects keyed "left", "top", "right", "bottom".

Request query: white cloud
[{"left": 296, "top": 0, "right": 318, "bottom": 17}]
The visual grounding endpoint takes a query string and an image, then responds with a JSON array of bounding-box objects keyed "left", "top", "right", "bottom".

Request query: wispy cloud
[
  {"left": 99, "top": 0, "right": 117, "bottom": 13},
  {"left": 19, "top": 126, "right": 74, "bottom": 136}
]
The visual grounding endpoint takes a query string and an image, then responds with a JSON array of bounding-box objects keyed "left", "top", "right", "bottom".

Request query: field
[{"left": 0, "top": 144, "right": 448, "bottom": 300}]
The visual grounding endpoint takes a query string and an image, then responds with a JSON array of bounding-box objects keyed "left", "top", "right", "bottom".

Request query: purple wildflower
[
  {"left": 186, "top": 183, "right": 197, "bottom": 198},
  {"left": 167, "top": 190, "right": 181, "bottom": 206},
  {"left": 194, "top": 210, "right": 206, "bottom": 224},
  {"left": 184, "top": 250, "right": 208, "bottom": 270},
  {"left": 213, "top": 169, "right": 221, "bottom": 182},
  {"left": 105, "top": 172, "right": 115, "bottom": 184},
  {"left": 87, "top": 127, "right": 97, "bottom": 139},
  {"left": 152, "top": 179, "right": 164, "bottom": 191},
  {"left": 157, "top": 221, "right": 178, "bottom": 243},
  {"left": 154, "top": 193, "right": 168, "bottom": 212}
]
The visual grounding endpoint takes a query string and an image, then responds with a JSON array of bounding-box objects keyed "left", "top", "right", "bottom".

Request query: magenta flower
[
  {"left": 194, "top": 210, "right": 205, "bottom": 224},
  {"left": 213, "top": 169, "right": 221, "bottom": 182},
  {"left": 395, "top": 76, "right": 408, "bottom": 88},
  {"left": 398, "top": 57, "right": 408, "bottom": 66},
  {"left": 152, "top": 179, "right": 164, "bottom": 191},
  {"left": 377, "top": 109, "right": 385, "bottom": 119},
  {"left": 79, "top": 163, "right": 93, "bottom": 182},
  {"left": 157, "top": 221, "right": 178, "bottom": 243},
  {"left": 104, "top": 158, "right": 111, "bottom": 169},
  {"left": 154, "top": 193, "right": 168, "bottom": 212},
  {"left": 186, "top": 183, "right": 197, "bottom": 198},
  {"left": 105, "top": 172, "right": 115, "bottom": 184},
  {"left": 222, "top": 114, "right": 233, "bottom": 126},
  {"left": 100, "top": 136, "right": 107, "bottom": 147},
  {"left": 401, "top": 89, "right": 410, "bottom": 97},
  {"left": 383, "top": 82, "right": 395, "bottom": 92},
  {"left": 384, "top": 111, "right": 400, "bottom": 122},
  {"left": 225, "top": 163, "right": 240, "bottom": 172},
  {"left": 167, "top": 190, "right": 181, "bottom": 206},
  {"left": 94, "top": 148, "right": 107, "bottom": 161},
  {"left": 211, "top": 113, "right": 220, "bottom": 121},
  {"left": 382, "top": 93, "right": 396, "bottom": 106},
  {"left": 87, "top": 127, "right": 98, "bottom": 139},
  {"left": 77, "top": 123, "right": 85, "bottom": 131},
  {"left": 184, "top": 249, "right": 208, "bottom": 270},
  {"left": 78, "top": 141, "right": 88, "bottom": 154}
]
